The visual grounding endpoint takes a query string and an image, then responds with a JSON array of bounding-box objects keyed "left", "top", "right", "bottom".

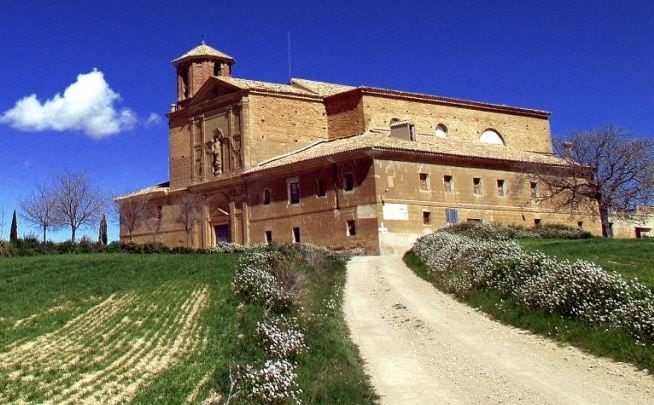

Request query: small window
[
  {"left": 435, "top": 124, "right": 448, "bottom": 137},
  {"left": 496, "top": 179, "right": 505, "bottom": 196},
  {"left": 530, "top": 181, "right": 538, "bottom": 199},
  {"left": 422, "top": 211, "right": 431, "bottom": 225},
  {"left": 263, "top": 189, "right": 271, "bottom": 205},
  {"left": 288, "top": 178, "right": 300, "bottom": 204},
  {"left": 480, "top": 129, "right": 505, "bottom": 145},
  {"left": 292, "top": 227, "right": 301, "bottom": 243},
  {"left": 467, "top": 218, "right": 483, "bottom": 223},
  {"left": 316, "top": 178, "right": 326, "bottom": 197},
  {"left": 265, "top": 230, "right": 272, "bottom": 245},
  {"left": 534, "top": 218, "right": 542, "bottom": 227},
  {"left": 443, "top": 175, "right": 453, "bottom": 193},
  {"left": 445, "top": 208, "right": 459, "bottom": 225},
  {"left": 577, "top": 221, "right": 584, "bottom": 229},
  {"left": 346, "top": 220, "right": 356, "bottom": 236},
  {"left": 419, "top": 173, "right": 430, "bottom": 190},
  {"left": 343, "top": 173, "right": 355, "bottom": 192},
  {"left": 473, "top": 178, "right": 482, "bottom": 195}
]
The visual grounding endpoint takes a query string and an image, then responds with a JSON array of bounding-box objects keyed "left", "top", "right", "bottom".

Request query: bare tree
[
  {"left": 176, "top": 193, "right": 204, "bottom": 248},
  {"left": 144, "top": 203, "right": 164, "bottom": 244},
  {"left": 113, "top": 195, "right": 149, "bottom": 242},
  {"left": 20, "top": 184, "right": 62, "bottom": 242},
  {"left": 53, "top": 171, "right": 105, "bottom": 243},
  {"left": 529, "top": 125, "right": 654, "bottom": 237}
]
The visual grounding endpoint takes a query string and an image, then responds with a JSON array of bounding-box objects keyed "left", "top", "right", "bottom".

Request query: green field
[
  {"left": 0, "top": 252, "right": 374, "bottom": 404},
  {"left": 521, "top": 238, "right": 654, "bottom": 288}
]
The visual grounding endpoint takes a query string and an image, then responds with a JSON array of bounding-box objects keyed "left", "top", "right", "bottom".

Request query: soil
[{"left": 343, "top": 255, "right": 654, "bottom": 404}]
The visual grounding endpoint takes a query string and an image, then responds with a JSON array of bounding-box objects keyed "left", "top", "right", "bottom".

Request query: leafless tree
[
  {"left": 528, "top": 125, "right": 654, "bottom": 237},
  {"left": 176, "top": 193, "right": 204, "bottom": 247},
  {"left": 144, "top": 202, "right": 165, "bottom": 243},
  {"left": 53, "top": 171, "right": 106, "bottom": 243},
  {"left": 113, "top": 195, "right": 150, "bottom": 242},
  {"left": 20, "top": 184, "right": 62, "bottom": 242}
]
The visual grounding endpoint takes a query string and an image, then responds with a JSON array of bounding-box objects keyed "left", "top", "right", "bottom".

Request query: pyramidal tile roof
[{"left": 173, "top": 42, "right": 235, "bottom": 64}]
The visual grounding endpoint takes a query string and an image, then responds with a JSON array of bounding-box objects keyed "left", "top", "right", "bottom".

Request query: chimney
[{"left": 390, "top": 120, "right": 416, "bottom": 141}]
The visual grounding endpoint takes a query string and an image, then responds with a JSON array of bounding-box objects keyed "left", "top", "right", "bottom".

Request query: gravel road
[{"left": 343, "top": 255, "right": 654, "bottom": 404}]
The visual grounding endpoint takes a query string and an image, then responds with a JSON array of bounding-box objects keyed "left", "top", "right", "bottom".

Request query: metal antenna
[
  {"left": 201, "top": 33, "right": 205, "bottom": 44},
  {"left": 287, "top": 31, "right": 292, "bottom": 80}
]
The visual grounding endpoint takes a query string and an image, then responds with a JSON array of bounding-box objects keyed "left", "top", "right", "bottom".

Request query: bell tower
[{"left": 172, "top": 41, "right": 235, "bottom": 102}]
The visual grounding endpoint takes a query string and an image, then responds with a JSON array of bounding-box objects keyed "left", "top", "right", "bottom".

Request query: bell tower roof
[{"left": 172, "top": 42, "right": 235, "bottom": 66}]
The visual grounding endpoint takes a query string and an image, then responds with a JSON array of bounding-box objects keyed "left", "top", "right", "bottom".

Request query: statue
[{"left": 212, "top": 135, "right": 222, "bottom": 175}]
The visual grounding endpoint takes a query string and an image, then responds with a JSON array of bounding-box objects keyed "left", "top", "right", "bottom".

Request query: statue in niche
[{"left": 212, "top": 131, "right": 224, "bottom": 175}]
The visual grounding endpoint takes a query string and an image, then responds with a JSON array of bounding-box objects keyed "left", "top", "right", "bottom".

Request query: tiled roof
[
  {"left": 290, "top": 78, "right": 355, "bottom": 97},
  {"left": 116, "top": 182, "right": 170, "bottom": 200},
  {"left": 216, "top": 77, "right": 318, "bottom": 97},
  {"left": 245, "top": 131, "right": 566, "bottom": 174},
  {"left": 173, "top": 43, "right": 235, "bottom": 64}
]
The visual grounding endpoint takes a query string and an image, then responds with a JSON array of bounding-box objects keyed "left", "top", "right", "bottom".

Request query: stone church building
[{"left": 118, "top": 42, "right": 600, "bottom": 254}]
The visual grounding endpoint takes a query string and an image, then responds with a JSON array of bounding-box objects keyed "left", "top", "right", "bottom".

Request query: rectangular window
[
  {"left": 443, "top": 175, "right": 453, "bottom": 193},
  {"left": 467, "top": 218, "right": 483, "bottom": 223},
  {"left": 343, "top": 173, "right": 355, "bottom": 192},
  {"left": 577, "top": 221, "right": 584, "bottom": 229},
  {"left": 534, "top": 218, "right": 542, "bottom": 227},
  {"left": 473, "top": 178, "right": 482, "bottom": 195},
  {"left": 263, "top": 189, "right": 271, "bottom": 205},
  {"left": 419, "top": 173, "right": 429, "bottom": 190},
  {"left": 346, "top": 220, "right": 356, "bottom": 236},
  {"left": 265, "top": 230, "right": 272, "bottom": 245},
  {"left": 287, "top": 177, "right": 300, "bottom": 205},
  {"left": 422, "top": 211, "right": 431, "bottom": 225},
  {"left": 496, "top": 179, "right": 505, "bottom": 196},
  {"left": 530, "top": 181, "right": 538, "bottom": 199},
  {"left": 292, "top": 227, "right": 301, "bottom": 243},
  {"left": 445, "top": 208, "right": 459, "bottom": 225},
  {"left": 316, "top": 178, "right": 326, "bottom": 197}
]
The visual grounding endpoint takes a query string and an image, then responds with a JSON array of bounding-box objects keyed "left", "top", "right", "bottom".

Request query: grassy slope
[
  {"left": 404, "top": 250, "right": 654, "bottom": 372},
  {"left": 0, "top": 253, "right": 241, "bottom": 404},
  {"left": 520, "top": 238, "right": 654, "bottom": 288},
  {"left": 0, "top": 252, "right": 375, "bottom": 404}
]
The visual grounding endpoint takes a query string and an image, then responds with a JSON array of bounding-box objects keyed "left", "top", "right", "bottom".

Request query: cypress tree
[
  {"left": 99, "top": 213, "right": 108, "bottom": 245},
  {"left": 9, "top": 210, "right": 18, "bottom": 243}
]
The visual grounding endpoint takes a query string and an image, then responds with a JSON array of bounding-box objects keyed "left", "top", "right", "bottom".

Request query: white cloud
[
  {"left": 144, "top": 112, "right": 163, "bottom": 128},
  {"left": 0, "top": 69, "right": 136, "bottom": 139}
]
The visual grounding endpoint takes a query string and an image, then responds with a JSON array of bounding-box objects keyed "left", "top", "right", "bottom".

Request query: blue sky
[{"left": 0, "top": 0, "right": 652, "bottom": 241}]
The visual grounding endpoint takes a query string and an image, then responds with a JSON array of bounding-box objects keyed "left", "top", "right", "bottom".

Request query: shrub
[
  {"left": 440, "top": 222, "right": 591, "bottom": 240},
  {"left": 235, "top": 360, "right": 301, "bottom": 403},
  {"left": 412, "top": 230, "right": 654, "bottom": 343},
  {"left": 255, "top": 315, "right": 307, "bottom": 358}
]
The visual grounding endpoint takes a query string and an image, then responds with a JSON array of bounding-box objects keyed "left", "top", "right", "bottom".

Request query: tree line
[{"left": 6, "top": 171, "right": 108, "bottom": 243}]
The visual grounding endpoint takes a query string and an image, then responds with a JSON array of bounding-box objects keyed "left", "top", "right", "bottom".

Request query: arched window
[
  {"left": 480, "top": 129, "right": 505, "bottom": 145},
  {"left": 435, "top": 124, "right": 448, "bottom": 137}
]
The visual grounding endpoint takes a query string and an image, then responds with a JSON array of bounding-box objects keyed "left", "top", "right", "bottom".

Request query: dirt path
[{"left": 343, "top": 255, "right": 654, "bottom": 404}]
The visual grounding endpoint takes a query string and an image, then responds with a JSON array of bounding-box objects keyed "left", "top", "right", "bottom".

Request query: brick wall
[
  {"left": 362, "top": 95, "right": 553, "bottom": 153},
  {"left": 247, "top": 158, "right": 379, "bottom": 253},
  {"left": 247, "top": 94, "right": 329, "bottom": 165}
]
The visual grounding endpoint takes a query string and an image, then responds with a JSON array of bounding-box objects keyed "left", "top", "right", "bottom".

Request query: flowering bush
[
  {"left": 256, "top": 315, "right": 307, "bottom": 358},
  {"left": 440, "top": 222, "right": 591, "bottom": 240},
  {"left": 412, "top": 230, "right": 654, "bottom": 343},
  {"left": 232, "top": 251, "right": 295, "bottom": 312},
  {"left": 235, "top": 359, "right": 302, "bottom": 403}
]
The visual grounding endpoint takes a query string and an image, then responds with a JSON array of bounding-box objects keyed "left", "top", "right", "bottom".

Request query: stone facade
[{"left": 118, "top": 42, "right": 611, "bottom": 253}]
